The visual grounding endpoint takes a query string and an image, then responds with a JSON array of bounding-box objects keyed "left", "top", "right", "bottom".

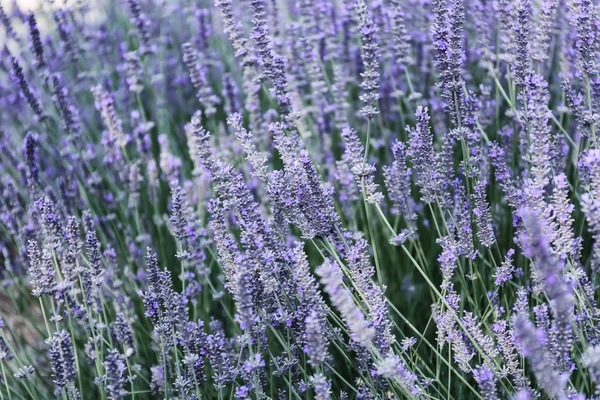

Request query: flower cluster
[{"left": 0, "top": 0, "right": 599, "bottom": 399}]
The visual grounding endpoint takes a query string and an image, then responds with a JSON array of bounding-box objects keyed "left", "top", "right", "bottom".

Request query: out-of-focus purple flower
[
  {"left": 53, "top": 10, "right": 78, "bottom": 66},
  {"left": 431, "top": 0, "right": 466, "bottom": 126},
  {"left": 453, "top": 180, "right": 475, "bottom": 257},
  {"left": 11, "top": 57, "right": 46, "bottom": 120},
  {"left": 91, "top": 85, "right": 126, "bottom": 163},
  {"left": 310, "top": 373, "right": 331, "bottom": 400},
  {"left": 0, "top": 331, "right": 13, "bottom": 361},
  {"left": 124, "top": 51, "right": 144, "bottom": 94},
  {"left": 550, "top": 173, "right": 577, "bottom": 260},
  {"left": 52, "top": 74, "right": 81, "bottom": 139},
  {"left": 407, "top": 106, "right": 443, "bottom": 204},
  {"left": 513, "top": 315, "right": 569, "bottom": 399},
  {"left": 492, "top": 320, "right": 531, "bottom": 391},
  {"left": 110, "top": 313, "right": 136, "bottom": 358},
  {"left": 531, "top": 0, "right": 558, "bottom": 65},
  {"left": 127, "top": 0, "right": 152, "bottom": 54},
  {"left": 0, "top": 4, "right": 14, "bottom": 38},
  {"left": 473, "top": 365, "right": 498, "bottom": 400},
  {"left": 346, "top": 238, "right": 395, "bottom": 354},
  {"left": 488, "top": 142, "right": 522, "bottom": 209},
  {"left": 581, "top": 345, "right": 600, "bottom": 395},
  {"left": 437, "top": 236, "right": 457, "bottom": 290},
  {"left": 228, "top": 113, "right": 268, "bottom": 179},
  {"left": 27, "top": 12, "right": 46, "bottom": 71},
  {"left": 24, "top": 132, "right": 40, "bottom": 190},
  {"left": 316, "top": 259, "right": 374, "bottom": 347},
  {"left": 291, "top": 244, "right": 330, "bottom": 366},
  {"left": 523, "top": 73, "right": 552, "bottom": 218},
  {"left": 384, "top": 141, "right": 415, "bottom": 231},
  {"left": 182, "top": 42, "right": 220, "bottom": 117},
  {"left": 215, "top": 0, "right": 254, "bottom": 63},
  {"left": 519, "top": 209, "right": 574, "bottom": 369},
  {"left": 375, "top": 354, "right": 421, "bottom": 395},
  {"left": 571, "top": 0, "right": 597, "bottom": 78},
  {"left": 86, "top": 230, "right": 104, "bottom": 286},
  {"left": 579, "top": 150, "right": 600, "bottom": 270}
]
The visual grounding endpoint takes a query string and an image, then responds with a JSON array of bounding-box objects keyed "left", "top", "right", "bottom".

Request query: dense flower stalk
[
  {"left": 513, "top": 0, "right": 531, "bottom": 88},
  {"left": 431, "top": 0, "right": 466, "bottom": 125},
  {"left": 316, "top": 259, "right": 375, "bottom": 347},
  {"left": 52, "top": 74, "right": 81, "bottom": 139},
  {"left": 27, "top": 12, "right": 46, "bottom": 71},
  {"left": 182, "top": 43, "right": 220, "bottom": 117},
  {"left": 473, "top": 365, "right": 499, "bottom": 400},
  {"left": 472, "top": 179, "right": 495, "bottom": 248},
  {"left": 513, "top": 315, "right": 568, "bottom": 399},
  {"left": 11, "top": 57, "right": 46, "bottom": 119},
  {"left": 47, "top": 330, "right": 77, "bottom": 390},
  {"left": 341, "top": 127, "right": 382, "bottom": 204},
  {"left": 407, "top": 106, "right": 443, "bottom": 203},
  {"left": 355, "top": 0, "right": 380, "bottom": 119},
  {"left": 104, "top": 350, "right": 127, "bottom": 400},
  {"left": 27, "top": 240, "right": 54, "bottom": 297},
  {"left": 127, "top": 0, "right": 152, "bottom": 53},
  {"left": 520, "top": 209, "right": 574, "bottom": 369}
]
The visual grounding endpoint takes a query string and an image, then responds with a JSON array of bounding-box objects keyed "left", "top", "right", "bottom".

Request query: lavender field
[{"left": 1, "top": 0, "right": 600, "bottom": 398}]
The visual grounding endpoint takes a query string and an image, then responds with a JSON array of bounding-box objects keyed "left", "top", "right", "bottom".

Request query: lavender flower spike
[
  {"left": 341, "top": 127, "right": 382, "bottom": 204},
  {"left": 47, "top": 330, "right": 77, "bottom": 390},
  {"left": 315, "top": 259, "right": 375, "bottom": 347},
  {"left": 104, "top": 349, "right": 127, "bottom": 400},
  {"left": 355, "top": 0, "right": 380, "bottom": 119},
  {"left": 582, "top": 346, "right": 600, "bottom": 396},
  {"left": 513, "top": 315, "right": 569, "bottom": 399}
]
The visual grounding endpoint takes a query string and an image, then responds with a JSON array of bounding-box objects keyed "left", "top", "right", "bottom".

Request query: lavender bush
[{"left": 0, "top": 0, "right": 599, "bottom": 398}]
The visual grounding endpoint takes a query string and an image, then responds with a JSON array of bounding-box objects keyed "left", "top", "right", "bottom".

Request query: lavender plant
[{"left": 0, "top": 0, "right": 600, "bottom": 399}]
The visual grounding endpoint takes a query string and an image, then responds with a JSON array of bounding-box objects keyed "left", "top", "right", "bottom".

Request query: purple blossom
[
  {"left": 473, "top": 365, "right": 499, "bottom": 400},
  {"left": 316, "top": 259, "right": 375, "bottom": 347},
  {"left": 47, "top": 330, "right": 77, "bottom": 390},
  {"left": 104, "top": 350, "right": 127, "bottom": 400},
  {"left": 513, "top": 315, "right": 569, "bottom": 399},
  {"left": 355, "top": 0, "right": 380, "bottom": 119},
  {"left": 27, "top": 12, "right": 45, "bottom": 71},
  {"left": 472, "top": 179, "right": 495, "bottom": 248}
]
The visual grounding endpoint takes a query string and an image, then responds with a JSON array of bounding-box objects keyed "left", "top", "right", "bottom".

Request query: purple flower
[
  {"left": 26, "top": 240, "right": 54, "bottom": 297},
  {"left": 355, "top": 0, "right": 380, "bottom": 119},
  {"left": 182, "top": 43, "right": 220, "bottom": 117},
  {"left": 316, "top": 259, "right": 375, "bottom": 347},
  {"left": 11, "top": 57, "right": 46, "bottom": 119},
  {"left": 494, "top": 249, "right": 515, "bottom": 286},
  {"left": 513, "top": 0, "right": 531, "bottom": 88},
  {"left": 473, "top": 365, "right": 498, "bottom": 400},
  {"left": 513, "top": 315, "right": 569, "bottom": 399},
  {"left": 310, "top": 373, "right": 331, "bottom": 400},
  {"left": 27, "top": 12, "right": 46, "bottom": 71},
  {"left": 341, "top": 127, "right": 382, "bottom": 204},
  {"left": 47, "top": 330, "right": 77, "bottom": 390},
  {"left": 582, "top": 345, "right": 600, "bottom": 395},
  {"left": 407, "top": 106, "right": 443, "bottom": 204},
  {"left": 104, "top": 350, "right": 127, "bottom": 400},
  {"left": 124, "top": 51, "right": 143, "bottom": 94},
  {"left": 127, "top": 0, "right": 152, "bottom": 53}
]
